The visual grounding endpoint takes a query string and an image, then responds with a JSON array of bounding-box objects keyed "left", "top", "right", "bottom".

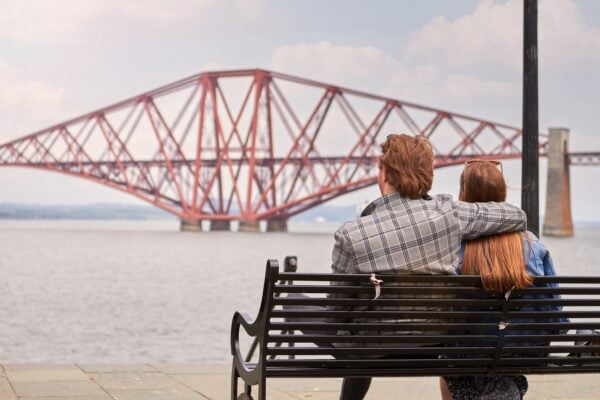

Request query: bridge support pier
[
  {"left": 180, "top": 219, "right": 203, "bottom": 232},
  {"left": 542, "top": 127, "right": 574, "bottom": 237},
  {"left": 266, "top": 219, "right": 288, "bottom": 232},
  {"left": 210, "top": 220, "right": 231, "bottom": 231},
  {"left": 239, "top": 221, "right": 260, "bottom": 233}
]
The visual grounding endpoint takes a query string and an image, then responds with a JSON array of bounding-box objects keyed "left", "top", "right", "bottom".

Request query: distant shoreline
[
  {"left": 0, "top": 203, "right": 359, "bottom": 223},
  {"left": 1, "top": 203, "right": 599, "bottom": 225},
  {"left": 0, "top": 203, "right": 174, "bottom": 221}
]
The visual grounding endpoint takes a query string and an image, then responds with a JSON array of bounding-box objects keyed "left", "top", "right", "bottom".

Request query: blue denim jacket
[{"left": 457, "top": 231, "right": 568, "bottom": 337}]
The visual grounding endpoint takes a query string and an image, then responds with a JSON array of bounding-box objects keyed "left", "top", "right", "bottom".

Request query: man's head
[{"left": 378, "top": 134, "right": 434, "bottom": 198}]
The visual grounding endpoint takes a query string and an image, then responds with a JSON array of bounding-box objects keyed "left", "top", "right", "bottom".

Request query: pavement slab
[
  {"left": 152, "top": 363, "right": 230, "bottom": 375},
  {"left": 2, "top": 364, "right": 81, "bottom": 371},
  {"left": 10, "top": 380, "right": 109, "bottom": 398},
  {"left": 6, "top": 368, "right": 89, "bottom": 382},
  {"left": 107, "top": 385, "right": 208, "bottom": 400},
  {"left": 0, "top": 376, "right": 17, "bottom": 400},
  {"left": 78, "top": 364, "right": 158, "bottom": 374},
  {"left": 18, "top": 398, "right": 110, "bottom": 400},
  {"left": 89, "top": 371, "right": 179, "bottom": 391},
  {"left": 1, "top": 364, "right": 599, "bottom": 399},
  {"left": 171, "top": 373, "right": 233, "bottom": 400}
]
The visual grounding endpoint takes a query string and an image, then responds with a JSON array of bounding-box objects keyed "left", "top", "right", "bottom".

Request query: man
[{"left": 332, "top": 133, "right": 527, "bottom": 399}]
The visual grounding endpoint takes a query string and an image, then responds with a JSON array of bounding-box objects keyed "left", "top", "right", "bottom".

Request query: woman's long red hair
[{"left": 459, "top": 161, "right": 533, "bottom": 292}]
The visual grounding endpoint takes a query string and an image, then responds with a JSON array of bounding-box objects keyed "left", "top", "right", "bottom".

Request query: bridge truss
[
  {"left": 569, "top": 152, "right": 600, "bottom": 166},
  {"left": 0, "top": 69, "right": 549, "bottom": 223}
]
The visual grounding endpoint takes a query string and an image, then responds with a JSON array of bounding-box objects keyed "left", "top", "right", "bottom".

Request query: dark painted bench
[{"left": 230, "top": 259, "right": 600, "bottom": 400}]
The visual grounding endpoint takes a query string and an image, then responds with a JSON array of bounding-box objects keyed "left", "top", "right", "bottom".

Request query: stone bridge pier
[
  {"left": 542, "top": 127, "right": 574, "bottom": 237},
  {"left": 181, "top": 219, "right": 288, "bottom": 232}
]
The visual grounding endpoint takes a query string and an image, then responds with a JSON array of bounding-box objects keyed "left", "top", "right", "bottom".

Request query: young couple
[{"left": 330, "top": 133, "right": 559, "bottom": 400}]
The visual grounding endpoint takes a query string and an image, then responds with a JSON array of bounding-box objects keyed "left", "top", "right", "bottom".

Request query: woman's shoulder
[
  {"left": 520, "top": 231, "right": 553, "bottom": 276},
  {"left": 520, "top": 231, "right": 547, "bottom": 252}
]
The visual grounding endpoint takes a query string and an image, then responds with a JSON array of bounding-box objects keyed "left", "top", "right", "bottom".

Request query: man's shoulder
[
  {"left": 340, "top": 193, "right": 457, "bottom": 232},
  {"left": 334, "top": 211, "right": 385, "bottom": 247},
  {"left": 336, "top": 219, "right": 356, "bottom": 234},
  {"left": 430, "top": 193, "right": 455, "bottom": 205},
  {"left": 337, "top": 193, "right": 461, "bottom": 239},
  {"left": 336, "top": 215, "right": 368, "bottom": 237}
]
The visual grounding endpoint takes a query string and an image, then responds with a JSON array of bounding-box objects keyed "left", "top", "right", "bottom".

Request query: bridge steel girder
[
  {"left": 569, "top": 152, "right": 600, "bottom": 166},
  {"left": 0, "top": 69, "right": 548, "bottom": 222}
]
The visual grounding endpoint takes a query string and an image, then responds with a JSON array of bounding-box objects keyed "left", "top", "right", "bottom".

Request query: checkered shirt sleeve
[
  {"left": 331, "top": 224, "right": 357, "bottom": 275},
  {"left": 455, "top": 201, "right": 527, "bottom": 240}
]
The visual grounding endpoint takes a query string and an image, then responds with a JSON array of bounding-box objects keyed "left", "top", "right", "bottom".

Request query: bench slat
[
  {"left": 275, "top": 285, "right": 600, "bottom": 295},
  {"left": 267, "top": 334, "right": 498, "bottom": 344},
  {"left": 266, "top": 358, "right": 495, "bottom": 368},
  {"left": 273, "top": 298, "right": 503, "bottom": 307},
  {"left": 507, "top": 334, "right": 600, "bottom": 342},
  {"left": 508, "top": 322, "right": 600, "bottom": 330},
  {"left": 276, "top": 273, "right": 600, "bottom": 284},
  {"left": 266, "top": 347, "right": 498, "bottom": 356},
  {"left": 268, "top": 322, "right": 500, "bottom": 331},
  {"left": 265, "top": 357, "right": 600, "bottom": 369},
  {"left": 264, "top": 366, "right": 600, "bottom": 378},
  {"left": 271, "top": 310, "right": 504, "bottom": 318},
  {"left": 268, "top": 322, "right": 600, "bottom": 331},
  {"left": 507, "top": 311, "right": 600, "bottom": 318},
  {"left": 265, "top": 345, "right": 600, "bottom": 356},
  {"left": 275, "top": 285, "right": 486, "bottom": 294},
  {"left": 265, "top": 367, "right": 492, "bottom": 377}
]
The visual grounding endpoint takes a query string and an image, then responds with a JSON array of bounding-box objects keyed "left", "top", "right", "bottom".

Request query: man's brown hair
[{"left": 379, "top": 134, "right": 434, "bottom": 199}]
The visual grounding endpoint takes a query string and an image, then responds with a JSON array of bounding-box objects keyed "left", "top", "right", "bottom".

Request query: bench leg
[
  {"left": 258, "top": 377, "right": 266, "bottom": 400},
  {"left": 241, "top": 385, "right": 253, "bottom": 400},
  {"left": 231, "top": 362, "right": 239, "bottom": 400},
  {"left": 231, "top": 364, "right": 255, "bottom": 400}
]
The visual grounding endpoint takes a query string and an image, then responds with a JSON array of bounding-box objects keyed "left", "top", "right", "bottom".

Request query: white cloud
[
  {"left": 405, "top": 0, "right": 600, "bottom": 73},
  {"left": 405, "top": 0, "right": 521, "bottom": 73},
  {"left": 268, "top": 0, "right": 600, "bottom": 123},
  {"left": 271, "top": 41, "right": 409, "bottom": 91},
  {"left": 269, "top": 41, "right": 519, "bottom": 113},
  {"left": 0, "top": 61, "right": 64, "bottom": 138},
  {"left": 403, "top": 65, "right": 518, "bottom": 99},
  {"left": 0, "top": 0, "right": 264, "bottom": 43},
  {"left": 538, "top": 0, "right": 600, "bottom": 67},
  {"left": 0, "top": 0, "right": 107, "bottom": 43}
]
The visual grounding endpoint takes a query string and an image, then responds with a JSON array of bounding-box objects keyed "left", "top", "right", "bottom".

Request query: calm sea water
[{"left": 0, "top": 220, "right": 598, "bottom": 363}]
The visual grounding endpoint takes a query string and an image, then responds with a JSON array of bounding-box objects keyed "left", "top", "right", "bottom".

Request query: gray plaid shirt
[
  {"left": 332, "top": 192, "right": 527, "bottom": 276},
  {"left": 328, "top": 192, "right": 527, "bottom": 341}
]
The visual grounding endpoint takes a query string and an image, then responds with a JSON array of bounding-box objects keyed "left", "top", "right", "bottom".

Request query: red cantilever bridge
[{"left": 0, "top": 69, "right": 598, "bottom": 231}]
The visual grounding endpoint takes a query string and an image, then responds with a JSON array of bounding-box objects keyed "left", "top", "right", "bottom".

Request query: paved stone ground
[{"left": 0, "top": 364, "right": 598, "bottom": 399}]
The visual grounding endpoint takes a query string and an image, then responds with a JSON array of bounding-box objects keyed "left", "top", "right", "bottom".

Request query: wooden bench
[{"left": 230, "top": 260, "right": 600, "bottom": 400}]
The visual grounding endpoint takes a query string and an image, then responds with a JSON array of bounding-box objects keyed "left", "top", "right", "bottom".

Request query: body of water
[{"left": 0, "top": 220, "right": 597, "bottom": 363}]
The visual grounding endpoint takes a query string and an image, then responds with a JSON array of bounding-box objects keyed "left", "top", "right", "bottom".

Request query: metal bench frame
[{"left": 231, "top": 260, "right": 600, "bottom": 400}]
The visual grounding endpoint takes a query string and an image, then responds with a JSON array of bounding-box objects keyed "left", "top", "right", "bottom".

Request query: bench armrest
[
  {"left": 231, "top": 310, "right": 264, "bottom": 385},
  {"left": 230, "top": 260, "right": 280, "bottom": 386},
  {"left": 231, "top": 311, "right": 260, "bottom": 345}
]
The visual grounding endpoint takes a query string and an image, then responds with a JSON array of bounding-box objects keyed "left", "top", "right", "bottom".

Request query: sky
[{"left": 1, "top": 0, "right": 600, "bottom": 220}]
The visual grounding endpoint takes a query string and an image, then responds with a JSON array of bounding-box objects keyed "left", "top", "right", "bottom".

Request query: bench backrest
[{"left": 256, "top": 260, "right": 600, "bottom": 377}]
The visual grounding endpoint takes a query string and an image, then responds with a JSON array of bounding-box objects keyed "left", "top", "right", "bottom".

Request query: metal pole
[{"left": 522, "top": 0, "right": 539, "bottom": 236}]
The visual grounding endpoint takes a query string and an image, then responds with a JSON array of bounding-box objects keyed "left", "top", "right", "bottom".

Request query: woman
[{"left": 440, "top": 160, "right": 564, "bottom": 400}]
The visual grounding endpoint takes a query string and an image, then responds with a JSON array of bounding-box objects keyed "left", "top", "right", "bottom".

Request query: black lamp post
[{"left": 522, "top": 0, "right": 539, "bottom": 236}]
